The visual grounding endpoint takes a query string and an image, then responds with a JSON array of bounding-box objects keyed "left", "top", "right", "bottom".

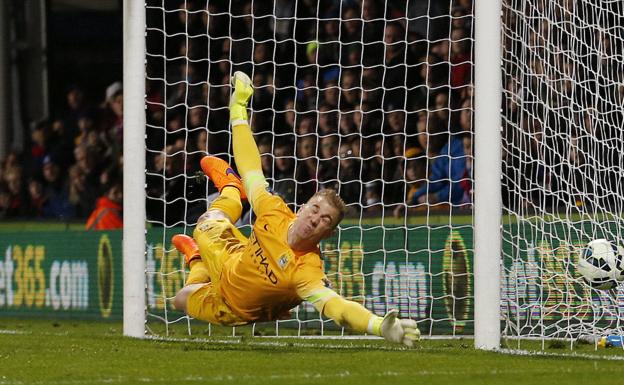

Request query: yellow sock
[
  {"left": 209, "top": 186, "right": 242, "bottom": 223},
  {"left": 186, "top": 260, "right": 209, "bottom": 285}
]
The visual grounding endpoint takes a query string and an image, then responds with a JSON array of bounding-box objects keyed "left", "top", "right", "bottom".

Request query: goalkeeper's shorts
[
  {"left": 186, "top": 282, "right": 247, "bottom": 326},
  {"left": 187, "top": 218, "right": 248, "bottom": 326},
  {"left": 192, "top": 218, "right": 247, "bottom": 286}
]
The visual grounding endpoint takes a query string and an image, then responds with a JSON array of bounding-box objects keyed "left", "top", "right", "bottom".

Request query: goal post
[
  {"left": 500, "top": 0, "right": 624, "bottom": 345},
  {"left": 474, "top": 0, "right": 503, "bottom": 350},
  {"left": 130, "top": 0, "right": 491, "bottom": 343},
  {"left": 123, "top": 0, "right": 146, "bottom": 339}
]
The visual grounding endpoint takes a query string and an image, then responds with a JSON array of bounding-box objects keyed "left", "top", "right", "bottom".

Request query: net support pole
[
  {"left": 122, "top": 0, "right": 146, "bottom": 338},
  {"left": 473, "top": 0, "right": 502, "bottom": 350}
]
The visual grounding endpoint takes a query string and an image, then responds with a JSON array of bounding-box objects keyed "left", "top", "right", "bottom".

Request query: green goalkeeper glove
[
  {"left": 380, "top": 310, "right": 420, "bottom": 347},
  {"left": 229, "top": 71, "right": 254, "bottom": 125}
]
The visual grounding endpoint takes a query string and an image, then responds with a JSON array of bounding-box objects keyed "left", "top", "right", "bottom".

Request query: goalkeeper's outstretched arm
[
  {"left": 308, "top": 289, "right": 420, "bottom": 347},
  {"left": 228, "top": 71, "right": 268, "bottom": 204}
]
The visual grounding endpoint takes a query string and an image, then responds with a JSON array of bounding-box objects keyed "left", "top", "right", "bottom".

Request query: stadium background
[{"left": 0, "top": 0, "right": 480, "bottom": 329}]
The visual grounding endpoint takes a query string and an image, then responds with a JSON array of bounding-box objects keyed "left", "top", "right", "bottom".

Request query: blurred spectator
[
  {"left": 41, "top": 156, "right": 73, "bottom": 219},
  {"left": 271, "top": 142, "right": 296, "bottom": 204},
  {"left": 99, "top": 81, "right": 124, "bottom": 151},
  {"left": 4, "top": 1, "right": 481, "bottom": 224},
  {"left": 295, "top": 136, "right": 317, "bottom": 205},
  {"left": 25, "top": 178, "right": 46, "bottom": 217},
  {"left": 364, "top": 181, "right": 382, "bottom": 212},
  {"left": 28, "top": 123, "right": 48, "bottom": 176},
  {"left": 257, "top": 140, "right": 274, "bottom": 178},
  {"left": 407, "top": 116, "right": 468, "bottom": 206},
  {"left": 317, "top": 135, "right": 339, "bottom": 188},
  {"left": 48, "top": 119, "right": 75, "bottom": 169},
  {"left": 68, "top": 164, "right": 98, "bottom": 218},
  {"left": 64, "top": 85, "right": 91, "bottom": 137},
  {"left": 1, "top": 167, "right": 26, "bottom": 217},
  {"left": 337, "top": 141, "right": 362, "bottom": 207},
  {"left": 318, "top": 105, "right": 338, "bottom": 135},
  {"left": 86, "top": 182, "right": 123, "bottom": 230},
  {"left": 340, "top": 70, "right": 360, "bottom": 110}
]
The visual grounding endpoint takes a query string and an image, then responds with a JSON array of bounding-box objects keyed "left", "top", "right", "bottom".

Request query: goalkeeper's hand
[
  {"left": 380, "top": 309, "right": 420, "bottom": 347},
  {"left": 230, "top": 71, "right": 254, "bottom": 124}
]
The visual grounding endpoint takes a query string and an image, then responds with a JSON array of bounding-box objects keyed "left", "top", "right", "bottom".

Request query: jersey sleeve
[
  {"left": 293, "top": 259, "right": 339, "bottom": 310},
  {"left": 249, "top": 187, "right": 288, "bottom": 218}
]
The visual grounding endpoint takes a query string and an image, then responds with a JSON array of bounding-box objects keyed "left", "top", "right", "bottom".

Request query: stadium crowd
[{"left": 0, "top": 0, "right": 476, "bottom": 226}]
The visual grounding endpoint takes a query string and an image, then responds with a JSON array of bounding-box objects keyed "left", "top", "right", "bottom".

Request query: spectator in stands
[
  {"left": 41, "top": 156, "right": 73, "bottom": 219},
  {"left": 73, "top": 145, "right": 102, "bottom": 194},
  {"left": 86, "top": 181, "right": 123, "bottom": 230},
  {"left": 317, "top": 135, "right": 339, "bottom": 188},
  {"left": 385, "top": 109, "right": 406, "bottom": 134},
  {"left": 322, "top": 80, "right": 340, "bottom": 109},
  {"left": 460, "top": 135, "right": 473, "bottom": 204},
  {"left": 257, "top": 140, "right": 273, "bottom": 178},
  {"left": 407, "top": 115, "right": 468, "bottom": 206},
  {"left": 364, "top": 181, "right": 382, "bottom": 213},
  {"left": 29, "top": 123, "right": 48, "bottom": 176},
  {"left": 432, "top": 89, "right": 451, "bottom": 124},
  {"left": 450, "top": 28, "right": 472, "bottom": 88},
  {"left": 1, "top": 167, "right": 26, "bottom": 217},
  {"left": 394, "top": 158, "right": 427, "bottom": 217},
  {"left": 318, "top": 104, "right": 338, "bottom": 135},
  {"left": 337, "top": 141, "right": 362, "bottom": 207},
  {"left": 0, "top": 186, "right": 10, "bottom": 219},
  {"left": 25, "top": 178, "right": 46, "bottom": 217},
  {"left": 271, "top": 142, "right": 297, "bottom": 205},
  {"left": 339, "top": 111, "right": 358, "bottom": 137},
  {"left": 340, "top": 70, "right": 360, "bottom": 110},
  {"left": 295, "top": 136, "right": 317, "bottom": 204},
  {"left": 295, "top": 114, "right": 315, "bottom": 136},
  {"left": 68, "top": 164, "right": 97, "bottom": 218},
  {"left": 63, "top": 85, "right": 91, "bottom": 137},
  {"left": 48, "top": 119, "right": 74, "bottom": 169},
  {"left": 1, "top": 1, "right": 480, "bottom": 225},
  {"left": 101, "top": 82, "right": 123, "bottom": 141}
]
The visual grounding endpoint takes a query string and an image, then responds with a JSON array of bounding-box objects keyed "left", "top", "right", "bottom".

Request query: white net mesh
[
  {"left": 143, "top": 0, "right": 475, "bottom": 337},
  {"left": 501, "top": 0, "right": 624, "bottom": 343}
]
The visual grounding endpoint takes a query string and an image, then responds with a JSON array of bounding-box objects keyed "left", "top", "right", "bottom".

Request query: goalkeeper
[{"left": 171, "top": 71, "right": 419, "bottom": 347}]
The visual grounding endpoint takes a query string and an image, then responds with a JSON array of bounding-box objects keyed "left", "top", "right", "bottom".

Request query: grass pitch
[{"left": 2, "top": 318, "right": 624, "bottom": 385}]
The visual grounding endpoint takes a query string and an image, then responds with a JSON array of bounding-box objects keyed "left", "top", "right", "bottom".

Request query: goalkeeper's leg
[
  {"left": 172, "top": 234, "right": 209, "bottom": 285},
  {"left": 199, "top": 156, "right": 245, "bottom": 224},
  {"left": 173, "top": 219, "right": 247, "bottom": 313}
]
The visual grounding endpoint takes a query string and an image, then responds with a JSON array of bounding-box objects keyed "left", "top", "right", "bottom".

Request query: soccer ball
[{"left": 577, "top": 239, "right": 624, "bottom": 290}]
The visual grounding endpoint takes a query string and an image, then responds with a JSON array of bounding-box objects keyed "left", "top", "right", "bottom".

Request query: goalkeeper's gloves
[
  {"left": 229, "top": 71, "right": 254, "bottom": 125},
  {"left": 372, "top": 309, "right": 420, "bottom": 347}
]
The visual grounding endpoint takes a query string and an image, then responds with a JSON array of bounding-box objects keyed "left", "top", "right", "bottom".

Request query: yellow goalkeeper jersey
[{"left": 219, "top": 189, "right": 331, "bottom": 321}]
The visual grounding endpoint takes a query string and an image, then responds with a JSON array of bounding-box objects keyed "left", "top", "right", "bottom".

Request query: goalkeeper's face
[{"left": 292, "top": 196, "right": 341, "bottom": 244}]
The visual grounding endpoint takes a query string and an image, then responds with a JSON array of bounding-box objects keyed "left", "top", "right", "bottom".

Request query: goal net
[
  {"left": 141, "top": 0, "right": 475, "bottom": 338},
  {"left": 501, "top": 0, "right": 624, "bottom": 344}
]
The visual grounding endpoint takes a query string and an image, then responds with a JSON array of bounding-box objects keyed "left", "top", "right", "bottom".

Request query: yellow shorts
[
  {"left": 192, "top": 218, "right": 247, "bottom": 285},
  {"left": 187, "top": 218, "right": 248, "bottom": 325},
  {"left": 186, "top": 282, "right": 247, "bottom": 326}
]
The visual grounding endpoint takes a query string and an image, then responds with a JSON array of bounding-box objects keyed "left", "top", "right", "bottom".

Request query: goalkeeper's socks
[
  {"left": 186, "top": 262, "right": 210, "bottom": 285},
  {"left": 209, "top": 186, "right": 243, "bottom": 224}
]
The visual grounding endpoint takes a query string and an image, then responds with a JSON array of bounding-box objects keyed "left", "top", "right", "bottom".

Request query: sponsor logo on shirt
[{"left": 249, "top": 232, "right": 278, "bottom": 284}]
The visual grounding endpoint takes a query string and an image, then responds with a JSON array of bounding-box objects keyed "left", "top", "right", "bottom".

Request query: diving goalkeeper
[{"left": 171, "top": 71, "right": 419, "bottom": 346}]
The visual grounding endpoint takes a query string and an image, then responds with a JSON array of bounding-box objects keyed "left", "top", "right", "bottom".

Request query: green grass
[{"left": 2, "top": 318, "right": 624, "bottom": 385}]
